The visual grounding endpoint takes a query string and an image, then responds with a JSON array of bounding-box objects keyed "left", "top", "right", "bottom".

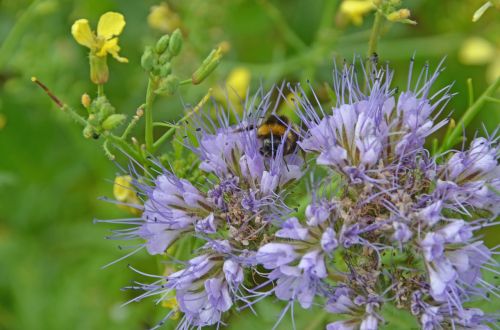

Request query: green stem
[
  {"left": 152, "top": 89, "right": 212, "bottom": 151},
  {"left": 31, "top": 77, "right": 87, "bottom": 126},
  {"left": 318, "top": 0, "right": 339, "bottom": 33},
  {"left": 144, "top": 77, "right": 158, "bottom": 152},
  {"left": 258, "top": 0, "right": 307, "bottom": 52},
  {"left": 367, "top": 11, "right": 384, "bottom": 58},
  {"left": 61, "top": 105, "right": 87, "bottom": 126},
  {"left": 121, "top": 109, "right": 143, "bottom": 140},
  {"left": 439, "top": 77, "right": 500, "bottom": 153},
  {"left": 105, "top": 133, "right": 142, "bottom": 161},
  {"left": 97, "top": 84, "right": 104, "bottom": 97},
  {"left": 179, "top": 78, "right": 192, "bottom": 86},
  {"left": 485, "top": 96, "right": 500, "bottom": 104}
]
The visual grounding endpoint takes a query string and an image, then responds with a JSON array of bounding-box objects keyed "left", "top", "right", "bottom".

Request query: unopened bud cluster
[
  {"left": 81, "top": 95, "right": 125, "bottom": 139},
  {"left": 374, "top": 0, "right": 416, "bottom": 24},
  {"left": 141, "top": 29, "right": 183, "bottom": 95}
]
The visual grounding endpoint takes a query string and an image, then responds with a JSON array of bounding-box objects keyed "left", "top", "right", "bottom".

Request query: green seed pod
[
  {"left": 158, "top": 52, "right": 173, "bottom": 65},
  {"left": 155, "top": 75, "right": 180, "bottom": 96},
  {"left": 89, "top": 54, "right": 109, "bottom": 85},
  {"left": 141, "top": 46, "right": 155, "bottom": 71},
  {"left": 159, "top": 63, "right": 172, "bottom": 77},
  {"left": 155, "top": 34, "right": 170, "bottom": 54},
  {"left": 167, "top": 29, "right": 183, "bottom": 57},
  {"left": 192, "top": 47, "right": 223, "bottom": 85},
  {"left": 102, "top": 114, "right": 126, "bottom": 131}
]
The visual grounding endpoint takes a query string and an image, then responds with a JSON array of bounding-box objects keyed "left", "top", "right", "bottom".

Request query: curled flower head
[{"left": 71, "top": 12, "right": 128, "bottom": 62}]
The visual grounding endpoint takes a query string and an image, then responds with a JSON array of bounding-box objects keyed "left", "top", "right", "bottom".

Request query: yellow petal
[
  {"left": 226, "top": 67, "right": 251, "bottom": 100},
  {"left": 71, "top": 19, "right": 95, "bottom": 48},
  {"left": 97, "top": 38, "right": 128, "bottom": 63},
  {"left": 340, "top": 0, "right": 374, "bottom": 17},
  {"left": 113, "top": 175, "right": 140, "bottom": 214},
  {"left": 113, "top": 175, "right": 134, "bottom": 202},
  {"left": 97, "top": 12, "right": 126, "bottom": 39},
  {"left": 110, "top": 50, "right": 129, "bottom": 63}
]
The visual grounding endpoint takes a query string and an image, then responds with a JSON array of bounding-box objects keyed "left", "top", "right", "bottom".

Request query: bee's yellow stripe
[{"left": 257, "top": 123, "right": 287, "bottom": 137}]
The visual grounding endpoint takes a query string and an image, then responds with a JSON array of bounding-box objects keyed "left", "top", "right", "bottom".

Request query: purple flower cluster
[
  {"left": 104, "top": 59, "right": 499, "bottom": 329},
  {"left": 107, "top": 89, "right": 305, "bottom": 328},
  {"left": 275, "top": 58, "right": 499, "bottom": 329}
]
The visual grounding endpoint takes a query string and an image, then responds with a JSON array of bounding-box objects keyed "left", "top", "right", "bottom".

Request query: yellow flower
[
  {"left": 459, "top": 37, "right": 500, "bottom": 84},
  {"left": 161, "top": 296, "right": 180, "bottom": 320},
  {"left": 340, "top": 0, "right": 375, "bottom": 26},
  {"left": 459, "top": 37, "right": 496, "bottom": 65},
  {"left": 113, "top": 175, "right": 141, "bottom": 215},
  {"left": 225, "top": 67, "right": 251, "bottom": 100},
  {"left": 213, "top": 67, "right": 251, "bottom": 110},
  {"left": 71, "top": 12, "right": 128, "bottom": 63},
  {"left": 148, "top": 2, "right": 181, "bottom": 33}
]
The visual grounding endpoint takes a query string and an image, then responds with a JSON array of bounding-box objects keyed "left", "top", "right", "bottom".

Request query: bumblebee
[{"left": 255, "top": 115, "right": 298, "bottom": 157}]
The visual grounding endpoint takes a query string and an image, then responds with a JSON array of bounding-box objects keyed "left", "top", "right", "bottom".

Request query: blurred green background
[{"left": 0, "top": 0, "right": 498, "bottom": 329}]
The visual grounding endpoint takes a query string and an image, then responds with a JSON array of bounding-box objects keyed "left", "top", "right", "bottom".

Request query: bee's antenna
[{"left": 31, "top": 77, "right": 63, "bottom": 108}]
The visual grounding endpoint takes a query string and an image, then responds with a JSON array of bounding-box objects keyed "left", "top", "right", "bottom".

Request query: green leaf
[{"left": 379, "top": 304, "right": 419, "bottom": 330}]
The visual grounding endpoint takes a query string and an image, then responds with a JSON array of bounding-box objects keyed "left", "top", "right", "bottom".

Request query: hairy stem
[
  {"left": 97, "top": 84, "right": 104, "bottom": 98},
  {"left": 367, "top": 11, "right": 384, "bottom": 58}
]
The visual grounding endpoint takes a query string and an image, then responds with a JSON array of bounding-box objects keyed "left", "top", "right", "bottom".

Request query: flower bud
[
  {"left": 218, "top": 41, "right": 231, "bottom": 54},
  {"left": 89, "top": 54, "right": 109, "bottom": 84},
  {"left": 155, "top": 34, "right": 170, "bottom": 54},
  {"left": 102, "top": 114, "right": 126, "bottom": 131},
  {"left": 167, "top": 29, "right": 183, "bottom": 56},
  {"left": 158, "top": 52, "right": 172, "bottom": 65},
  {"left": 141, "top": 47, "right": 155, "bottom": 71},
  {"left": 387, "top": 8, "right": 410, "bottom": 21},
  {"left": 159, "top": 63, "right": 172, "bottom": 77},
  {"left": 83, "top": 124, "right": 99, "bottom": 139},
  {"left": 93, "top": 96, "right": 115, "bottom": 121},
  {"left": 81, "top": 93, "right": 91, "bottom": 108},
  {"left": 473, "top": 1, "right": 494, "bottom": 22},
  {"left": 387, "top": 8, "right": 416, "bottom": 24},
  {"left": 192, "top": 47, "right": 223, "bottom": 85},
  {"left": 155, "top": 75, "right": 180, "bottom": 95}
]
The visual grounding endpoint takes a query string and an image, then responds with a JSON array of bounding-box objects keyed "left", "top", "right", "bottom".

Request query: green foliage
[{"left": 0, "top": 0, "right": 498, "bottom": 329}]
